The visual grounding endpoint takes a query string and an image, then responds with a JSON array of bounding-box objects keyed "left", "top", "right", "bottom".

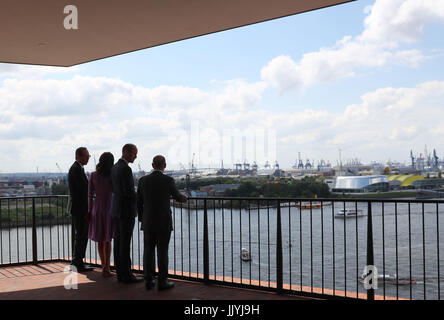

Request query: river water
[{"left": 1, "top": 201, "right": 443, "bottom": 300}]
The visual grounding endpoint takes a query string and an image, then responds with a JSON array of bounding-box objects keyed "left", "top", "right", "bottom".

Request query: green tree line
[{"left": 224, "top": 176, "right": 331, "bottom": 198}]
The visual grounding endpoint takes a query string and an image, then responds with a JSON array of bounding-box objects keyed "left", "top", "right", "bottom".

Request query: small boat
[
  {"left": 359, "top": 273, "right": 416, "bottom": 285},
  {"left": 240, "top": 248, "right": 251, "bottom": 262},
  {"left": 296, "top": 201, "right": 323, "bottom": 209},
  {"left": 334, "top": 209, "right": 365, "bottom": 218}
]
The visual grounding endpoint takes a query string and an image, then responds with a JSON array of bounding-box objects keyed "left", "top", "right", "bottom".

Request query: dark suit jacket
[
  {"left": 68, "top": 161, "right": 88, "bottom": 216},
  {"left": 111, "top": 159, "right": 137, "bottom": 219},
  {"left": 137, "top": 170, "right": 187, "bottom": 232}
]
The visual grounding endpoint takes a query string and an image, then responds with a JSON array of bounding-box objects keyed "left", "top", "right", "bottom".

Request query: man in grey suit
[
  {"left": 137, "top": 155, "right": 187, "bottom": 290},
  {"left": 111, "top": 143, "right": 143, "bottom": 283}
]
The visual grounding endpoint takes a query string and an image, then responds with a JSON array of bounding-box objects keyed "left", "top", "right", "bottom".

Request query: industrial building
[
  {"left": 388, "top": 174, "right": 424, "bottom": 189},
  {"left": 389, "top": 174, "right": 444, "bottom": 190}
]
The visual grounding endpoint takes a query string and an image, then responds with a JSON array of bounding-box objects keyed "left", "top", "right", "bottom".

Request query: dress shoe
[
  {"left": 70, "top": 263, "right": 93, "bottom": 272},
  {"left": 158, "top": 281, "right": 175, "bottom": 291},
  {"left": 122, "top": 275, "right": 144, "bottom": 284},
  {"left": 81, "top": 264, "right": 94, "bottom": 271},
  {"left": 145, "top": 280, "right": 156, "bottom": 290}
]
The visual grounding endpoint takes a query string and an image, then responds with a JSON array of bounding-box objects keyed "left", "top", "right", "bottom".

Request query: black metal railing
[
  {"left": 0, "top": 195, "right": 443, "bottom": 300},
  {"left": 0, "top": 196, "right": 72, "bottom": 265}
]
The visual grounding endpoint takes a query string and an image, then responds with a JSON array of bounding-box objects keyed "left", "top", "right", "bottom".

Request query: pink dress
[{"left": 88, "top": 171, "right": 114, "bottom": 242}]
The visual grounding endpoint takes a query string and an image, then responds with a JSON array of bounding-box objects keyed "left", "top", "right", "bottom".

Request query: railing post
[
  {"left": 276, "top": 200, "right": 283, "bottom": 293},
  {"left": 366, "top": 201, "right": 375, "bottom": 301},
  {"left": 203, "top": 198, "right": 210, "bottom": 284},
  {"left": 71, "top": 214, "right": 75, "bottom": 262},
  {"left": 32, "top": 197, "right": 38, "bottom": 264}
]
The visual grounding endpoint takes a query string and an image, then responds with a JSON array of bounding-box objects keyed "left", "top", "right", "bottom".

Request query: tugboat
[{"left": 240, "top": 248, "right": 251, "bottom": 262}]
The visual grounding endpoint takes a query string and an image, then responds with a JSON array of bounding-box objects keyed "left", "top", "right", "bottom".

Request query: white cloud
[
  {"left": 0, "top": 72, "right": 443, "bottom": 171},
  {"left": 360, "top": 0, "right": 444, "bottom": 44},
  {"left": 323, "top": 81, "right": 444, "bottom": 159},
  {"left": 261, "top": 0, "right": 443, "bottom": 92},
  {"left": 0, "top": 63, "right": 79, "bottom": 79},
  {"left": 0, "top": 76, "right": 133, "bottom": 117},
  {"left": 0, "top": 76, "right": 267, "bottom": 172}
]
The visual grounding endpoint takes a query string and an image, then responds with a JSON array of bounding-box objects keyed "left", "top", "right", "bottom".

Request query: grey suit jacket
[
  {"left": 111, "top": 159, "right": 137, "bottom": 219},
  {"left": 137, "top": 170, "right": 187, "bottom": 232}
]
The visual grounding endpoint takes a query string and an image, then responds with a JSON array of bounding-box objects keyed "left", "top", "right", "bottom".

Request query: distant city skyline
[
  {"left": 0, "top": 147, "right": 439, "bottom": 174},
  {"left": 1, "top": 0, "right": 444, "bottom": 173}
]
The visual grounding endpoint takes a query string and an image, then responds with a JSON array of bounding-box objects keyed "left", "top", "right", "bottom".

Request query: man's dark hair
[
  {"left": 152, "top": 155, "right": 166, "bottom": 170},
  {"left": 75, "top": 147, "right": 87, "bottom": 159},
  {"left": 122, "top": 143, "right": 136, "bottom": 153}
]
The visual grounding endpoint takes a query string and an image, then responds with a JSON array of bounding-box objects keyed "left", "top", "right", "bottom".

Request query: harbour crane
[
  {"left": 190, "top": 153, "right": 198, "bottom": 176},
  {"left": 419, "top": 153, "right": 424, "bottom": 170},
  {"left": 297, "top": 160, "right": 304, "bottom": 169},
  {"left": 274, "top": 161, "right": 280, "bottom": 170},
  {"left": 243, "top": 160, "right": 250, "bottom": 170},
  {"left": 433, "top": 149, "right": 439, "bottom": 169},
  {"left": 297, "top": 152, "right": 304, "bottom": 169},
  {"left": 410, "top": 150, "right": 415, "bottom": 169},
  {"left": 424, "top": 145, "right": 431, "bottom": 168}
]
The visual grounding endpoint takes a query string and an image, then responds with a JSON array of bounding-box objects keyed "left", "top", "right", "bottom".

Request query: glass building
[{"left": 332, "top": 175, "right": 389, "bottom": 193}]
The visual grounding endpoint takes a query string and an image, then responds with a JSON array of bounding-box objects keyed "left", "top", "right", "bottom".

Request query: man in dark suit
[
  {"left": 111, "top": 143, "right": 143, "bottom": 283},
  {"left": 137, "top": 155, "right": 187, "bottom": 290},
  {"left": 68, "top": 147, "right": 93, "bottom": 271}
]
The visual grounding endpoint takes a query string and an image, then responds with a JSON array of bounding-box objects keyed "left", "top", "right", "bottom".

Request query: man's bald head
[{"left": 152, "top": 155, "right": 166, "bottom": 171}]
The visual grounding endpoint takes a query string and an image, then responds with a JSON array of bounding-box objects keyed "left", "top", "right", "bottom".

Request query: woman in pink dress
[{"left": 87, "top": 152, "right": 114, "bottom": 277}]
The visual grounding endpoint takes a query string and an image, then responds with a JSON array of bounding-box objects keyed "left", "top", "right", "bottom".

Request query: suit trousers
[
  {"left": 72, "top": 214, "right": 89, "bottom": 266},
  {"left": 113, "top": 216, "right": 135, "bottom": 280},
  {"left": 143, "top": 229, "right": 171, "bottom": 283}
]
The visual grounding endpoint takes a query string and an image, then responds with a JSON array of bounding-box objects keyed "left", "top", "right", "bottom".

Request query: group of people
[{"left": 68, "top": 143, "right": 187, "bottom": 291}]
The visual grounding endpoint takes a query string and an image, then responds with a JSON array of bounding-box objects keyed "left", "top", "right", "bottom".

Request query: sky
[{"left": 1, "top": 0, "right": 444, "bottom": 173}]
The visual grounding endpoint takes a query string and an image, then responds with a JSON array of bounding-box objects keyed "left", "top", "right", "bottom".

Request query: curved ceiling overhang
[{"left": 0, "top": 0, "right": 355, "bottom": 67}]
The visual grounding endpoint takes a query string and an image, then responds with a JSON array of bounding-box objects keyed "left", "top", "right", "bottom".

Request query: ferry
[
  {"left": 334, "top": 209, "right": 365, "bottom": 218},
  {"left": 240, "top": 248, "right": 251, "bottom": 262}
]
